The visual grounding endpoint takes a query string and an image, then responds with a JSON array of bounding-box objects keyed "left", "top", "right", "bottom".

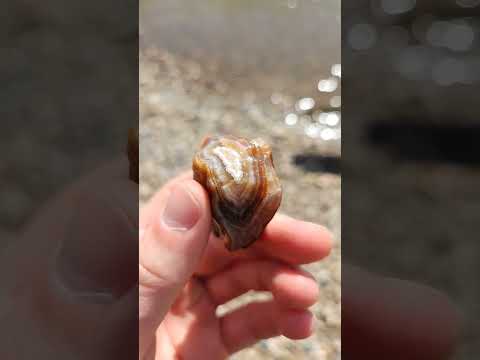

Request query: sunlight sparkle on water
[
  {"left": 331, "top": 64, "right": 341, "bottom": 78},
  {"left": 305, "top": 123, "right": 321, "bottom": 138},
  {"left": 320, "top": 128, "right": 340, "bottom": 141},
  {"left": 285, "top": 113, "right": 298, "bottom": 126},
  {"left": 296, "top": 97, "right": 315, "bottom": 112},
  {"left": 318, "top": 111, "right": 340, "bottom": 126},
  {"left": 318, "top": 77, "right": 338, "bottom": 93}
]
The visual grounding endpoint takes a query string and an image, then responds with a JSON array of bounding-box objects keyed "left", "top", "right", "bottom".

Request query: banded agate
[{"left": 193, "top": 135, "right": 282, "bottom": 251}]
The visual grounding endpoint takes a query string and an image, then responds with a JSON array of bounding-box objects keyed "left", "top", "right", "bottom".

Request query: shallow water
[
  {"left": 141, "top": 0, "right": 341, "bottom": 147},
  {"left": 141, "top": 0, "right": 340, "bottom": 87}
]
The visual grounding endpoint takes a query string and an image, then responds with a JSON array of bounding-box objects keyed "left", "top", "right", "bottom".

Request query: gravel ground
[{"left": 139, "top": 47, "right": 341, "bottom": 359}]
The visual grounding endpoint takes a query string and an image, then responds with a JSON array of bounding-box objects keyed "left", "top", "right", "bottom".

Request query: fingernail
[{"left": 162, "top": 184, "right": 200, "bottom": 231}]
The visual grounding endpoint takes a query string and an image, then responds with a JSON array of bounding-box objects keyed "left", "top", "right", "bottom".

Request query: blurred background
[
  {"left": 343, "top": 1, "right": 480, "bottom": 358},
  {"left": 0, "top": 1, "right": 136, "bottom": 241},
  {"left": 139, "top": 0, "right": 341, "bottom": 359}
]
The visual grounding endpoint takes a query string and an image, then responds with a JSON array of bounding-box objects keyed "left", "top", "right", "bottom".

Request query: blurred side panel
[
  {"left": 343, "top": 0, "right": 479, "bottom": 359},
  {"left": 0, "top": 0, "right": 138, "bottom": 359}
]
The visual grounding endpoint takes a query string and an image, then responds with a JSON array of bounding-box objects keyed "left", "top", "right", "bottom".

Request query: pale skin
[{"left": 139, "top": 171, "right": 333, "bottom": 359}]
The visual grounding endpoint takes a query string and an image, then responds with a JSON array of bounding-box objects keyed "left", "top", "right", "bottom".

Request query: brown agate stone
[{"left": 192, "top": 135, "right": 282, "bottom": 251}]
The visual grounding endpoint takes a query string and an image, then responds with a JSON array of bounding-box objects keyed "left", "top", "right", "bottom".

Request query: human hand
[
  {"left": 0, "top": 160, "right": 457, "bottom": 360},
  {"left": 0, "top": 158, "right": 137, "bottom": 360},
  {"left": 140, "top": 173, "right": 459, "bottom": 360},
  {"left": 139, "top": 171, "right": 333, "bottom": 359}
]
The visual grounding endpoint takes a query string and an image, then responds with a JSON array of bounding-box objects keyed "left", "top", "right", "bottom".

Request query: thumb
[{"left": 139, "top": 179, "right": 211, "bottom": 356}]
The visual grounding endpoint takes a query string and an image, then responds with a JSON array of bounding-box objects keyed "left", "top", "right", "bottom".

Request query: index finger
[
  {"left": 255, "top": 213, "right": 333, "bottom": 264},
  {"left": 196, "top": 213, "right": 333, "bottom": 276}
]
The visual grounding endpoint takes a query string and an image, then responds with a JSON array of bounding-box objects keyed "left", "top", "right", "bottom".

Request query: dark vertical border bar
[
  {"left": 343, "top": 1, "right": 479, "bottom": 359},
  {"left": 0, "top": 0, "right": 138, "bottom": 358}
]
